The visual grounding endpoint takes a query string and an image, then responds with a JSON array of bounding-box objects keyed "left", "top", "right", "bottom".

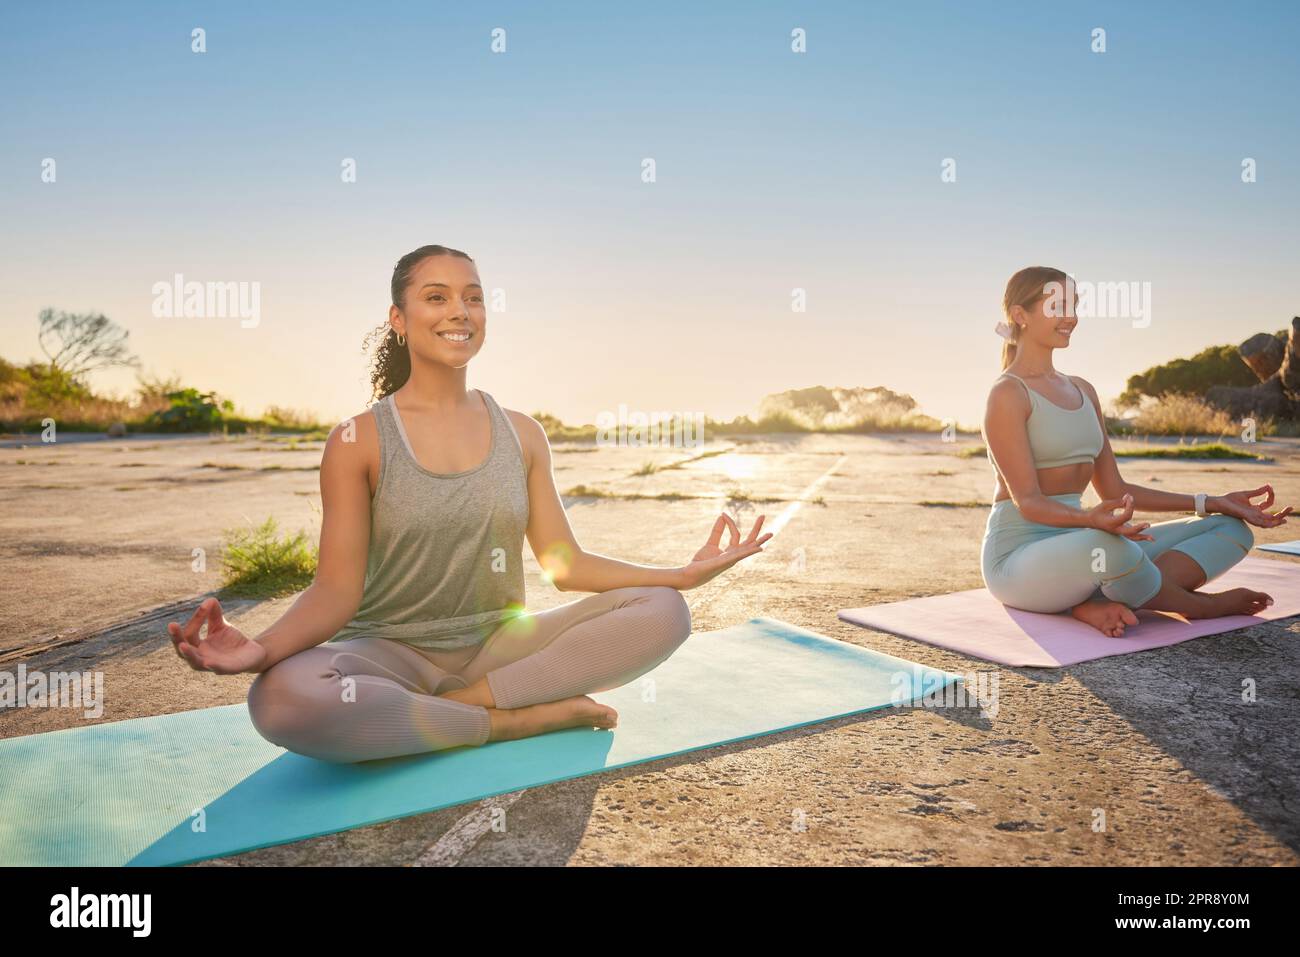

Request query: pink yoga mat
[{"left": 838, "top": 555, "right": 1300, "bottom": 667}]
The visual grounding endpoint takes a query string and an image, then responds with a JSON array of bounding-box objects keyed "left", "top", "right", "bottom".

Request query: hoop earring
[{"left": 396, "top": 332, "right": 406, "bottom": 347}]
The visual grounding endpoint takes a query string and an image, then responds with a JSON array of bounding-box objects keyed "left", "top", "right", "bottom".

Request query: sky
[{"left": 2, "top": 1, "right": 1297, "bottom": 430}]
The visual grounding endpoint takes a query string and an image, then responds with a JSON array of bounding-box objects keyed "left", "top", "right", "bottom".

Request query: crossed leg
[
  {"left": 988, "top": 513, "right": 1264, "bottom": 635},
  {"left": 1070, "top": 513, "right": 1265, "bottom": 634},
  {"left": 246, "top": 637, "right": 492, "bottom": 763},
  {"left": 1125, "top": 512, "right": 1266, "bottom": 620},
  {"left": 431, "top": 585, "right": 693, "bottom": 710},
  {"left": 246, "top": 585, "right": 691, "bottom": 763}
]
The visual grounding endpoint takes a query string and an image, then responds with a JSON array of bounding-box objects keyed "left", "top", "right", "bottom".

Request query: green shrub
[
  {"left": 145, "top": 388, "right": 235, "bottom": 432},
  {"left": 1118, "top": 338, "right": 1279, "bottom": 407},
  {"left": 219, "top": 516, "right": 318, "bottom": 598}
]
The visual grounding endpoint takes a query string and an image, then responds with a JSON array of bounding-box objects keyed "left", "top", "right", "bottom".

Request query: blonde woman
[{"left": 980, "top": 266, "right": 1290, "bottom": 637}]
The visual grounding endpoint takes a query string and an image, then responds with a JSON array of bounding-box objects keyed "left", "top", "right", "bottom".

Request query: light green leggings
[{"left": 981, "top": 493, "right": 1254, "bottom": 613}]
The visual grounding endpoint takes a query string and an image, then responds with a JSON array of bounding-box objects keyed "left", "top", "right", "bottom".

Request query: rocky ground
[{"left": 2, "top": 427, "right": 1296, "bottom": 865}]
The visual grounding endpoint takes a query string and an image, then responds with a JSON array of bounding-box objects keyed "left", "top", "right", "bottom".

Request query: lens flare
[{"left": 539, "top": 542, "right": 574, "bottom": 587}]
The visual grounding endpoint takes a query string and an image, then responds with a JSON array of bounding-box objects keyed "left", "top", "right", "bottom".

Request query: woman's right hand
[
  {"left": 1087, "top": 494, "right": 1153, "bottom": 541},
  {"left": 168, "top": 597, "right": 268, "bottom": 674}
]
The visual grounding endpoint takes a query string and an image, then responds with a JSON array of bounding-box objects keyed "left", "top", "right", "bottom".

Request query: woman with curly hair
[{"left": 169, "top": 244, "right": 770, "bottom": 762}]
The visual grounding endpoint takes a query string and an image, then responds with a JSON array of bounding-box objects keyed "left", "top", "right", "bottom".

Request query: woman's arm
[
  {"left": 250, "top": 417, "right": 374, "bottom": 670},
  {"left": 1076, "top": 378, "right": 1293, "bottom": 525},
  {"left": 1077, "top": 378, "right": 1197, "bottom": 512},
  {"left": 1104, "top": 479, "right": 1197, "bottom": 513},
  {"left": 511, "top": 411, "right": 688, "bottom": 590},
  {"left": 171, "top": 415, "right": 374, "bottom": 675},
  {"left": 509, "top": 410, "right": 769, "bottom": 592}
]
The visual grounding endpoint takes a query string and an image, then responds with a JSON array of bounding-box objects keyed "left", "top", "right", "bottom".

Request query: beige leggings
[{"left": 246, "top": 586, "right": 691, "bottom": 763}]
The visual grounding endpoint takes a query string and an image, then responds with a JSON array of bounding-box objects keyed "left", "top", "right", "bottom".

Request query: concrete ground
[{"left": 1, "top": 428, "right": 1297, "bottom": 865}]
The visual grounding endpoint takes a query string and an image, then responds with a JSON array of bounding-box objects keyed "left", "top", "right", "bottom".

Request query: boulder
[{"left": 1204, "top": 317, "right": 1300, "bottom": 421}]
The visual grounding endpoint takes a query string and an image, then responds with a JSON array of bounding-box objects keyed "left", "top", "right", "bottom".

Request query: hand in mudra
[
  {"left": 167, "top": 597, "right": 267, "bottom": 675},
  {"left": 1089, "top": 494, "right": 1153, "bottom": 541},
  {"left": 1215, "top": 485, "right": 1292, "bottom": 528},
  {"left": 678, "top": 513, "right": 773, "bottom": 590}
]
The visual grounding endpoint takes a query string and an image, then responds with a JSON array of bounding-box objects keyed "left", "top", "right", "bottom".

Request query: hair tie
[{"left": 993, "top": 319, "right": 1017, "bottom": 341}]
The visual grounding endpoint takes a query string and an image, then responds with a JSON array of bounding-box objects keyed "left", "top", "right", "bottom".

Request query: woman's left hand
[
  {"left": 1212, "top": 485, "right": 1293, "bottom": 528},
  {"left": 676, "top": 513, "right": 773, "bottom": 590}
]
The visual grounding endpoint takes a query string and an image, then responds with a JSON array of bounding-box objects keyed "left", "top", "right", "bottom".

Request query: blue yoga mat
[
  {"left": 0, "top": 618, "right": 962, "bottom": 866},
  {"left": 1258, "top": 541, "right": 1300, "bottom": 557}
]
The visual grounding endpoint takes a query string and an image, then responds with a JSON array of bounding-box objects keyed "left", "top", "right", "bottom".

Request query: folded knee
[
  {"left": 1211, "top": 515, "right": 1254, "bottom": 552},
  {"left": 1077, "top": 530, "right": 1144, "bottom": 575},
  {"left": 647, "top": 586, "right": 692, "bottom": 642},
  {"left": 246, "top": 669, "right": 298, "bottom": 747},
  {"left": 247, "top": 661, "right": 342, "bottom": 755}
]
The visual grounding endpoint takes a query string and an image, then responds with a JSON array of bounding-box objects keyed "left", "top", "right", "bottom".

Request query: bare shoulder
[
  {"left": 321, "top": 407, "right": 379, "bottom": 471},
  {"left": 986, "top": 374, "right": 1029, "bottom": 413}
]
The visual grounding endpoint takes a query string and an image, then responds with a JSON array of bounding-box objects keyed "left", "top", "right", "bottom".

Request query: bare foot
[
  {"left": 488, "top": 695, "right": 618, "bottom": 742},
  {"left": 1070, "top": 599, "right": 1140, "bottom": 637},
  {"left": 1195, "top": 588, "right": 1273, "bottom": 619},
  {"left": 441, "top": 683, "right": 492, "bottom": 709}
]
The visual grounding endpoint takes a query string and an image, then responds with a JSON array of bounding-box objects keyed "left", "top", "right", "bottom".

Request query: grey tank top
[{"left": 327, "top": 388, "right": 530, "bottom": 650}]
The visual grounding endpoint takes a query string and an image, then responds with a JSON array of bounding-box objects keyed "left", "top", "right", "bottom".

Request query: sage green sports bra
[{"left": 999, "top": 372, "right": 1105, "bottom": 469}]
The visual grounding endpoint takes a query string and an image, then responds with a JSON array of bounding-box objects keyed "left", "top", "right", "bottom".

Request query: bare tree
[{"left": 36, "top": 307, "right": 140, "bottom": 380}]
